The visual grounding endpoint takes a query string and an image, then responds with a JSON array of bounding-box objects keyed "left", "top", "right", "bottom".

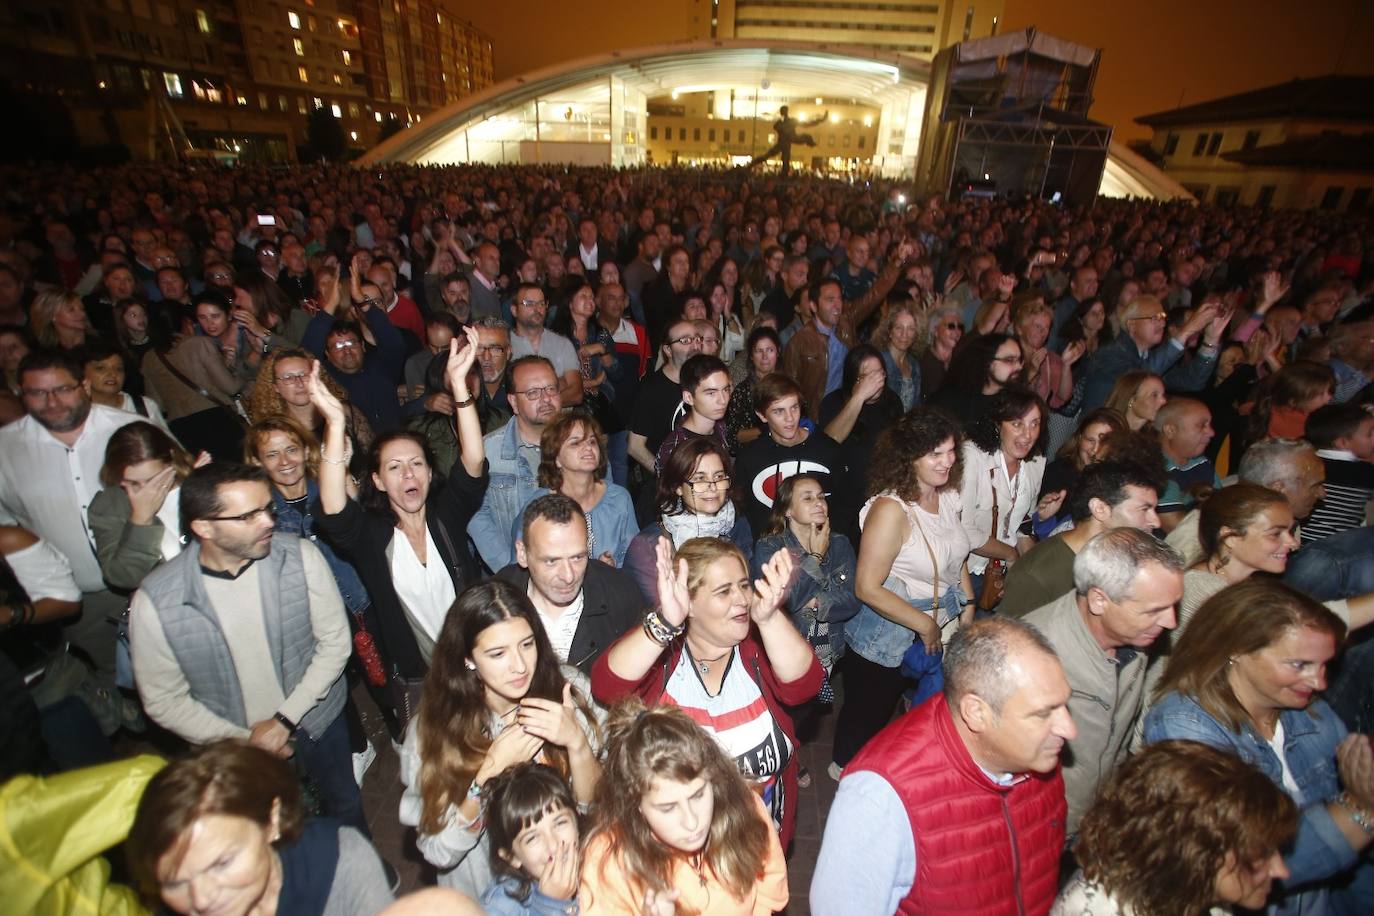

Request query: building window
[
  {"left": 195, "top": 8, "right": 211, "bottom": 33},
  {"left": 163, "top": 72, "right": 183, "bottom": 97},
  {"left": 1163, "top": 133, "right": 1179, "bottom": 156},
  {"left": 1255, "top": 185, "right": 1276, "bottom": 209},
  {"left": 650, "top": 126, "right": 657, "bottom": 139},
  {"left": 298, "top": 97, "right": 308, "bottom": 114},
  {"left": 1191, "top": 133, "right": 1208, "bottom": 156},
  {"left": 1242, "top": 129, "right": 1261, "bottom": 151},
  {"left": 191, "top": 80, "right": 206, "bottom": 100},
  {"left": 693, "top": 127, "right": 700, "bottom": 141},
  {"left": 288, "top": 10, "right": 301, "bottom": 29},
  {"left": 279, "top": 94, "right": 288, "bottom": 112},
  {"left": 298, "top": 66, "right": 309, "bottom": 82},
  {"left": 294, "top": 38, "right": 305, "bottom": 56},
  {"left": 738, "top": 129, "right": 745, "bottom": 142},
  {"left": 1320, "top": 186, "right": 1345, "bottom": 210},
  {"left": 374, "top": 111, "right": 382, "bottom": 122},
  {"left": 341, "top": 49, "right": 352, "bottom": 66},
  {"left": 1214, "top": 187, "right": 1240, "bottom": 207},
  {"left": 858, "top": 135, "right": 865, "bottom": 150},
  {"left": 333, "top": 73, "right": 342, "bottom": 85},
  {"left": 1350, "top": 188, "right": 1372, "bottom": 211},
  {"left": 348, "top": 102, "right": 359, "bottom": 117},
  {"left": 678, "top": 128, "right": 686, "bottom": 141},
  {"left": 1206, "top": 132, "right": 1223, "bottom": 156},
  {"left": 258, "top": 92, "right": 268, "bottom": 109}
]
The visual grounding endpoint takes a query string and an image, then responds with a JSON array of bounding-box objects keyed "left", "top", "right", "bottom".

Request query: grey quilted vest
[{"left": 139, "top": 533, "right": 346, "bottom": 739}]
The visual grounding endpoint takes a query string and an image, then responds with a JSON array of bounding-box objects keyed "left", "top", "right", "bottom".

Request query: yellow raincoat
[{"left": 0, "top": 755, "right": 165, "bottom": 916}]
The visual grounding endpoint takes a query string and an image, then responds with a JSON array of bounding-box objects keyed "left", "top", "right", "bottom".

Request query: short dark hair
[
  {"left": 441, "top": 270, "right": 469, "bottom": 288},
  {"left": 425, "top": 312, "right": 461, "bottom": 333},
  {"left": 77, "top": 340, "right": 125, "bottom": 369},
  {"left": 679, "top": 354, "right": 729, "bottom": 397},
  {"left": 504, "top": 354, "right": 556, "bottom": 394},
  {"left": 1305, "top": 402, "right": 1370, "bottom": 450},
  {"left": 179, "top": 462, "right": 269, "bottom": 539},
  {"left": 254, "top": 238, "right": 278, "bottom": 254},
  {"left": 808, "top": 277, "right": 842, "bottom": 304},
  {"left": 191, "top": 288, "right": 232, "bottom": 313},
  {"left": 18, "top": 348, "right": 83, "bottom": 386},
  {"left": 325, "top": 318, "right": 362, "bottom": 343},
  {"left": 1067, "top": 459, "right": 1165, "bottom": 523},
  {"left": 657, "top": 436, "right": 734, "bottom": 516},
  {"left": 520, "top": 492, "right": 587, "bottom": 543},
  {"left": 943, "top": 616, "right": 1058, "bottom": 712}
]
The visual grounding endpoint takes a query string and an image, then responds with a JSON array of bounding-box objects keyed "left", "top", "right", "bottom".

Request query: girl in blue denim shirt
[
  {"left": 1144, "top": 579, "right": 1374, "bottom": 915},
  {"left": 481, "top": 763, "right": 582, "bottom": 916}
]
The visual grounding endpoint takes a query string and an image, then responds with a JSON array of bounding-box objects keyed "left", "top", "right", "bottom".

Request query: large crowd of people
[{"left": 2, "top": 158, "right": 1374, "bottom": 915}]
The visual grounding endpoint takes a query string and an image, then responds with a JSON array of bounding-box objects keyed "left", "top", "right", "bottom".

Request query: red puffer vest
[{"left": 847, "top": 694, "right": 1065, "bottom": 915}]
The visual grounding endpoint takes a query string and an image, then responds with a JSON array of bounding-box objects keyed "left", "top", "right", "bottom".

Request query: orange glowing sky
[{"left": 462, "top": 0, "right": 1373, "bottom": 142}]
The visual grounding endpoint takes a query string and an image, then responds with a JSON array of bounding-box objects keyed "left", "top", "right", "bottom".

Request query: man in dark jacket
[{"left": 498, "top": 494, "right": 642, "bottom": 674}]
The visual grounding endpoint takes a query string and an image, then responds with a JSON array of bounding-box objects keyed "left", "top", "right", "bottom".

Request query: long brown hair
[
  {"left": 415, "top": 580, "right": 598, "bottom": 835},
  {"left": 244, "top": 413, "right": 322, "bottom": 479},
  {"left": 1155, "top": 579, "right": 1346, "bottom": 732},
  {"left": 1104, "top": 370, "right": 1161, "bottom": 419},
  {"left": 584, "top": 700, "right": 770, "bottom": 913},
  {"left": 1055, "top": 407, "right": 1128, "bottom": 467},
  {"left": 1076, "top": 740, "right": 1297, "bottom": 916},
  {"left": 1196, "top": 482, "right": 1288, "bottom": 561},
  {"left": 538, "top": 413, "right": 608, "bottom": 490},
  {"left": 99, "top": 420, "right": 196, "bottom": 487}
]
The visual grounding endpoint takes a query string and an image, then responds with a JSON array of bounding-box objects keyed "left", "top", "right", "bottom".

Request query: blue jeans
[
  {"left": 295, "top": 712, "right": 368, "bottom": 837},
  {"left": 607, "top": 430, "right": 630, "bottom": 488}
]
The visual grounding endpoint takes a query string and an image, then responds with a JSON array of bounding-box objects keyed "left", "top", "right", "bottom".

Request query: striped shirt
[{"left": 1303, "top": 450, "right": 1374, "bottom": 544}]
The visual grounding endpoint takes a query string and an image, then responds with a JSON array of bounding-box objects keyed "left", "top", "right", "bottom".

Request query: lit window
[
  {"left": 333, "top": 73, "right": 342, "bottom": 85},
  {"left": 341, "top": 49, "right": 352, "bottom": 66},
  {"left": 331, "top": 103, "right": 342, "bottom": 117},
  {"left": 258, "top": 92, "right": 268, "bottom": 109},
  {"left": 195, "top": 9, "right": 210, "bottom": 33},
  {"left": 348, "top": 102, "right": 359, "bottom": 117},
  {"left": 313, "top": 97, "right": 322, "bottom": 109},
  {"left": 288, "top": 10, "right": 300, "bottom": 29},
  {"left": 191, "top": 80, "right": 206, "bottom": 100},
  {"left": 298, "top": 66, "right": 308, "bottom": 83},
  {"left": 279, "top": 95, "right": 288, "bottom": 111},
  {"left": 163, "top": 72, "right": 183, "bottom": 97},
  {"left": 236, "top": 95, "right": 247, "bottom": 107},
  {"left": 293, "top": 38, "right": 304, "bottom": 56},
  {"left": 374, "top": 111, "right": 382, "bottom": 122},
  {"left": 297, "top": 97, "right": 307, "bottom": 114},
  {"left": 350, "top": 130, "right": 358, "bottom": 140}
]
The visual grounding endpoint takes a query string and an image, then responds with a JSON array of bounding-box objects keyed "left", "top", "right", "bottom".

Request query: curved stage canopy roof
[{"left": 362, "top": 39, "right": 1189, "bottom": 202}]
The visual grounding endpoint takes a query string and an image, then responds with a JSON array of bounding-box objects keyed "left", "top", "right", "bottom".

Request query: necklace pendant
[{"left": 698, "top": 660, "right": 710, "bottom": 675}]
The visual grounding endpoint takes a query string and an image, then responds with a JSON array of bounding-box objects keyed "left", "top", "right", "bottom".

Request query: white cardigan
[{"left": 958, "top": 441, "right": 1045, "bottom": 576}]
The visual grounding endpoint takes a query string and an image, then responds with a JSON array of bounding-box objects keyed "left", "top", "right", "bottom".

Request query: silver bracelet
[
  {"left": 1336, "top": 793, "right": 1374, "bottom": 836},
  {"left": 319, "top": 453, "right": 348, "bottom": 466}
]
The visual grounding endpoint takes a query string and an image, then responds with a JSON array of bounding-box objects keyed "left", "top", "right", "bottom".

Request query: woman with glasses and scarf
[{"left": 623, "top": 437, "right": 753, "bottom": 606}]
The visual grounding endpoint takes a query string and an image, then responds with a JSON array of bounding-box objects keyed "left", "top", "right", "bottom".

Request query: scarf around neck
[{"left": 660, "top": 500, "right": 737, "bottom": 548}]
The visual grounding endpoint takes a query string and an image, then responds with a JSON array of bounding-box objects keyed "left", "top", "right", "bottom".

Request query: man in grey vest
[{"left": 129, "top": 462, "right": 361, "bottom": 832}]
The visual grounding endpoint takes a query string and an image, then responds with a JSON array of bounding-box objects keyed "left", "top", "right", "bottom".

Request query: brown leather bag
[{"left": 978, "top": 467, "right": 1007, "bottom": 610}]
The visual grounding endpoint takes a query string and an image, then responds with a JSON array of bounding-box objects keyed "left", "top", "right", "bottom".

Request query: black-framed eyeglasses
[
  {"left": 204, "top": 503, "right": 277, "bottom": 523},
  {"left": 514, "top": 384, "right": 559, "bottom": 400},
  {"left": 517, "top": 297, "right": 547, "bottom": 308},
  {"left": 360, "top": 296, "right": 381, "bottom": 307},
  {"left": 670, "top": 334, "right": 705, "bottom": 345},
  {"left": 941, "top": 322, "right": 961, "bottom": 330},
  {"left": 21, "top": 383, "right": 82, "bottom": 401}
]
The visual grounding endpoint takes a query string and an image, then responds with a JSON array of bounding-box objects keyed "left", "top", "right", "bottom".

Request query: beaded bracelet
[
  {"left": 1336, "top": 792, "right": 1374, "bottom": 836},
  {"left": 642, "top": 609, "right": 684, "bottom": 647}
]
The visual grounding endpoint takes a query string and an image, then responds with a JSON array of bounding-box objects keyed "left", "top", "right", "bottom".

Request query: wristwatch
[{"left": 273, "top": 712, "right": 299, "bottom": 735}]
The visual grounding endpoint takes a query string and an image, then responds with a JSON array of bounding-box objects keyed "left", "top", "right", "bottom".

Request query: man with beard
[
  {"left": 0, "top": 350, "right": 140, "bottom": 683},
  {"left": 128, "top": 462, "right": 360, "bottom": 833},
  {"left": 468, "top": 356, "right": 560, "bottom": 572}
]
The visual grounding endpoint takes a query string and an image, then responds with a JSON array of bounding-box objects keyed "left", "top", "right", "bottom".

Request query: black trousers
[{"left": 831, "top": 650, "right": 909, "bottom": 767}]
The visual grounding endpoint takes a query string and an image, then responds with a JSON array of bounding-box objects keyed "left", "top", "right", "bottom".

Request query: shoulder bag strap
[
  {"left": 988, "top": 466, "right": 1001, "bottom": 547},
  {"left": 431, "top": 516, "right": 465, "bottom": 587},
  {"left": 155, "top": 349, "right": 237, "bottom": 414},
  {"left": 907, "top": 499, "right": 940, "bottom": 604}
]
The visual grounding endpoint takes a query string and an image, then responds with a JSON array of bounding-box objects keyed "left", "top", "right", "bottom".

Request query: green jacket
[{"left": 88, "top": 485, "right": 170, "bottom": 593}]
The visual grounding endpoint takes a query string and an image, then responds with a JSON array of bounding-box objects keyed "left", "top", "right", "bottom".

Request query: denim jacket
[
  {"left": 845, "top": 575, "right": 964, "bottom": 668},
  {"left": 271, "top": 480, "right": 369, "bottom": 615},
  {"left": 1144, "top": 691, "right": 1360, "bottom": 911},
  {"left": 468, "top": 418, "right": 542, "bottom": 572},
  {"left": 752, "top": 529, "right": 861, "bottom": 657}
]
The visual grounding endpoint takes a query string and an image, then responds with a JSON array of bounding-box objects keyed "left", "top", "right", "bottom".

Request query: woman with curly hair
[
  {"left": 1055, "top": 740, "right": 1296, "bottom": 915},
  {"left": 831, "top": 407, "right": 974, "bottom": 777},
  {"left": 245, "top": 347, "right": 374, "bottom": 466},
  {"left": 579, "top": 699, "right": 788, "bottom": 915},
  {"left": 398, "top": 579, "right": 603, "bottom": 898}
]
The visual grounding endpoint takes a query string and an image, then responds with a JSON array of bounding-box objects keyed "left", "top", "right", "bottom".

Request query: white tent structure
[{"left": 361, "top": 38, "right": 1188, "bottom": 201}]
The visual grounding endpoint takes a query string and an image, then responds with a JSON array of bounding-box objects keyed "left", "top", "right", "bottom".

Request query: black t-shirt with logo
[
  {"left": 630, "top": 369, "right": 687, "bottom": 455},
  {"left": 733, "top": 430, "right": 853, "bottom": 539}
]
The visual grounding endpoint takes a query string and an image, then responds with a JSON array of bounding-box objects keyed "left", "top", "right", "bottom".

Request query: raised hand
[
  {"left": 124, "top": 464, "right": 177, "bottom": 526},
  {"left": 517, "top": 683, "right": 588, "bottom": 753},
  {"left": 751, "top": 547, "right": 795, "bottom": 624},
  {"left": 1204, "top": 302, "right": 1235, "bottom": 346},
  {"left": 1035, "top": 489, "right": 1067, "bottom": 522},
  {"left": 654, "top": 536, "right": 691, "bottom": 628},
  {"left": 1338, "top": 733, "right": 1374, "bottom": 809},
  {"left": 854, "top": 363, "right": 888, "bottom": 402},
  {"left": 642, "top": 889, "right": 680, "bottom": 916},
  {"left": 306, "top": 360, "right": 347, "bottom": 427},
  {"left": 1061, "top": 340, "right": 1086, "bottom": 367},
  {"left": 1259, "top": 270, "right": 1290, "bottom": 310},
  {"left": 480, "top": 723, "right": 545, "bottom": 782},
  {"left": 445, "top": 326, "right": 480, "bottom": 398}
]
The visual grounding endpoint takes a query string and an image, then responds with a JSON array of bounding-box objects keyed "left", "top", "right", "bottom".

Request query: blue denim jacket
[
  {"left": 271, "top": 480, "right": 370, "bottom": 614},
  {"left": 468, "top": 418, "right": 542, "bottom": 572},
  {"left": 1144, "top": 691, "right": 1363, "bottom": 910},
  {"left": 752, "top": 529, "right": 861, "bottom": 657},
  {"left": 844, "top": 576, "right": 964, "bottom": 668}
]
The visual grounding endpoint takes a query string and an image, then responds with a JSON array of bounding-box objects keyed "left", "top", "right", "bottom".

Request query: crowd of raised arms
[{"left": 3, "top": 160, "right": 1374, "bottom": 916}]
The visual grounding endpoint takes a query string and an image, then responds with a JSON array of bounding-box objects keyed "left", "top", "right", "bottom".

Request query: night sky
[{"left": 463, "top": 0, "right": 1374, "bottom": 142}]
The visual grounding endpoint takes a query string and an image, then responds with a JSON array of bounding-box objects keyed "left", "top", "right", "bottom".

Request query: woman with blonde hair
[
  {"left": 871, "top": 297, "right": 922, "bottom": 410},
  {"left": 1104, "top": 370, "right": 1166, "bottom": 432},
  {"left": 918, "top": 304, "right": 963, "bottom": 398},
  {"left": 1144, "top": 580, "right": 1374, "bottom": 913},
  {"left": 593, "top": 535, "right": 820, "bottom": 848},
  {"left": 30, "top": 289, "right": 93, "bottom": 350},
  {"left": 579, "top": 699, "right": 788, "bottom": 915},
  {"left": 1013, "top": 294, "right": 1083, "bottom": 411}
]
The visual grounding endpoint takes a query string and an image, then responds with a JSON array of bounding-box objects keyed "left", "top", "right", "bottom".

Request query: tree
[
  {"left": 306, "top": 107, "right": 346, "bottom": 161},
  {"left": 377, "top": 115, "right": 404, "bottom": 143}
]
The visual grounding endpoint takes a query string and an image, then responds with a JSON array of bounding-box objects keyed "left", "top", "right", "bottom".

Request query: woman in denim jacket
[
  {"left": 830, "top": 408, "right": 974, "bottom": 779},
  {"left": 752, "top": 473, "right": 861, "bottom": 690},
  {"left": 1144, "top": 579, "right": 1374, "bottom": 915}
]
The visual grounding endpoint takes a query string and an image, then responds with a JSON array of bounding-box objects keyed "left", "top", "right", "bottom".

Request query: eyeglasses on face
[
  {"left": 21, "top": 383, "right": 82, "bottom": 401},
  {"left": 275, "top": 372, "right": 309, "bottom": 385},
  {"left": 941, "top": 322, "right": 961, "bottom": 330},
  {"left": 670, "top": 334, "right": 705, "bottom": 345},
  {"left": 330, "top": 339, "right": 359, "bottom": 351},
  {"left": 517, "top": 298, "right": 547, "bottom": 308},
  {"left": 204, "top": 502, "right": 277, "bottom": 523},
  {"left": 993, "top": 354, "right": 1024, "bottom": 365},
  {"left": 360, "top": 296, "right": 381, "bottom": 307},
  {"left": 1129, "top": 312, "right": 1168, "bottom": 323},
  {"left": 686, "top": 473, "right": 731, "bottom": 492},
  {"left": 207, "top": 272, "right": 232, "bottom": 281},
  {"left": 515, "top": 384, "right": 559, "bottom": 400}
]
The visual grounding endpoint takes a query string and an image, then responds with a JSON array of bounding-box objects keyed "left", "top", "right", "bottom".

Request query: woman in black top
[{"left": 313, "top": 329, "right": 488, "bottom": 720}]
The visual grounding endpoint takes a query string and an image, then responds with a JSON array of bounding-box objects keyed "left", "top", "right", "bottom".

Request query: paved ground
[{"left": 357, "top": 688, "right": 843, "bottom": 915}]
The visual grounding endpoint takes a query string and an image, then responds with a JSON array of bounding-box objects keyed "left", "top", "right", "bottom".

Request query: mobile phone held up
[{"left": 257, "top": 214, "right": 275, "bottom": 226}]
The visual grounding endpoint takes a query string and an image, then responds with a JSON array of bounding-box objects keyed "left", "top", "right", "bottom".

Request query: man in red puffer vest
[{"left": 811, "top": 617, "right": 1076, "bottom": 915}]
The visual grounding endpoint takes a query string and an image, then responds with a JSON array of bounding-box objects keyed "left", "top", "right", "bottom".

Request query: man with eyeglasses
[
  {"left": 507, "top": 281, "right": 584, "bottom": 407},
  {"left": 301, "top": 279, "right": 408, "bottom": 434},
  {"left": 1080, "top": 294, "right": 1228, "bottom": 413},
  {"left": 628, "top": 318, "right": 703, "bottom": 479},
  {"left": 128, "top": 462, "right": 364, "bottom": 837},
  {"left": 469, "top": 355, "right": 562, "bottom": 572},
  {"left": 0, "top": 350, "right": 141, "bottom": 688}
]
